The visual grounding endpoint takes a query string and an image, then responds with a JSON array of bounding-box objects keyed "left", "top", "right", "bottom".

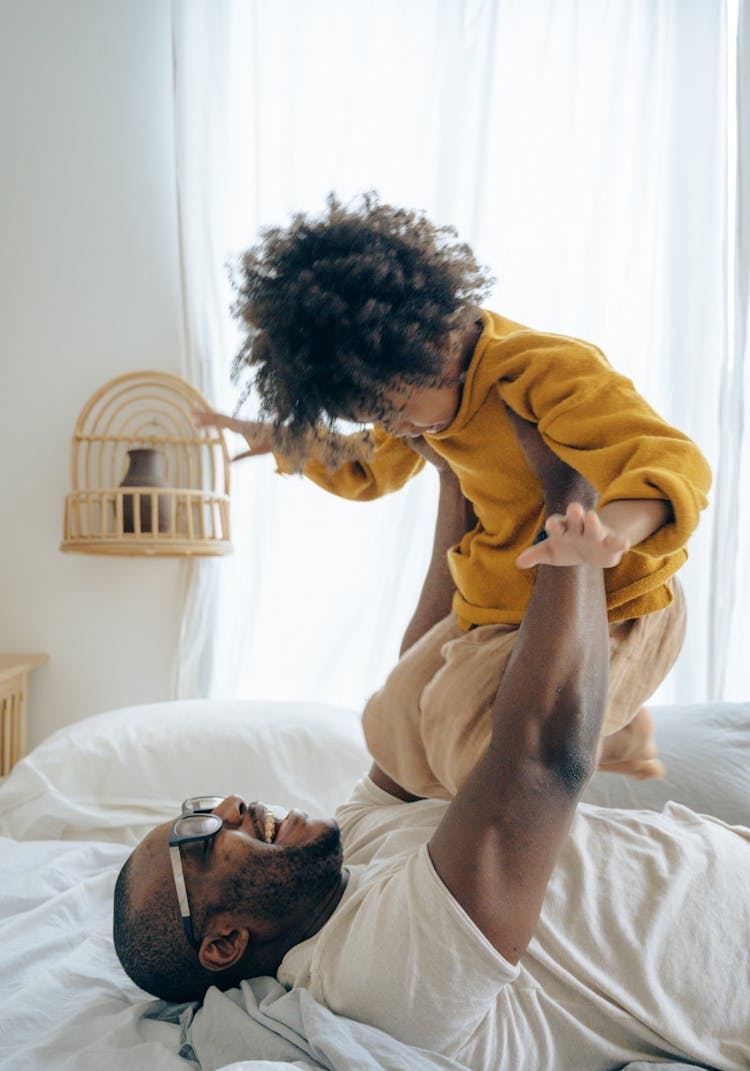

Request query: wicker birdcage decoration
[{"left": 61, "top": 371, "right": 232, "bottom": 557}]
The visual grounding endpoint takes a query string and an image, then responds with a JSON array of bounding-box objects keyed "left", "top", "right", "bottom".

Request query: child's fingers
[
  {"left": 515, "top": 545, "right": 544, "bottom": 569},
  {"left": 602, "top": 533, "right": 631, "bottom": 560},
  {"left": 193, "top": 410, "right": 274, "bottom": 455},
  {"left": 191, "top": 408, "right": 218, "bottom": 424},
  {"left": 545, "top": 514, "right": 567, "bottom": 538},
  {"left": 548, "top": 503, "right": 590, "bottom": 539},
  {"left": 192, "top": 408, "right": 235, "bottom": 431},
  {"left": 519, "top": 505, "right": 631, "bottom": 569},
  {"left": 563, "top": 502, "right": 586, "bottom": 534},
  {"left": 581, "top": 510, "right": 607, "bottom": 542},
  {"left": 581, "top": 512, "right": 630, "bottom": 553}
]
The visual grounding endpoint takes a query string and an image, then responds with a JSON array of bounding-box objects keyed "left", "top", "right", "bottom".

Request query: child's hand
[
  {"left": 515, "top": 503, "right": 630, "bottom": 569},
  {"left": 192, "top": 410, "right": 274, "bottom": 461}
]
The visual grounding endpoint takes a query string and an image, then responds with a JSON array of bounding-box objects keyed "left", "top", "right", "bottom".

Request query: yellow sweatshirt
[{"left": 278, "top": 310, "right": 712, "bottom": 627}]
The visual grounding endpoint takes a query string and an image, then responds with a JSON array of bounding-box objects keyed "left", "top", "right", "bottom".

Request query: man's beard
[{"left": 209, "top": 824, "right": 343, "bottom": 925}]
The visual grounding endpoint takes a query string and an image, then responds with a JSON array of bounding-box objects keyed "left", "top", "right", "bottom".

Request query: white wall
[{"left": 0, "top": 0, "right": 186, "bottom": 746}]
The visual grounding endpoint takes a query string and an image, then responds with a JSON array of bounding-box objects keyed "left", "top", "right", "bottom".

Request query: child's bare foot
[{"left": 597, "top": 707, "right": 666, "bottom": 780}]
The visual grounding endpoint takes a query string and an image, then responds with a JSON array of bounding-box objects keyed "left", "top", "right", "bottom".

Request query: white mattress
[{"left": 0, "top": 698, "right": 747, "bottom": 1071}]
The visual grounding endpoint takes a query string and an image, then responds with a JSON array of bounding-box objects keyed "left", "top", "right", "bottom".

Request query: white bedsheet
[
  {"left": 0, "top": 698, "right": 747, "bottom": 1071},
  {"left": 0, "top": 836, "right": 193, "bottom": 1071},
  {"left": 0, "top": 700, "right": 370, "bottom": 1071}
]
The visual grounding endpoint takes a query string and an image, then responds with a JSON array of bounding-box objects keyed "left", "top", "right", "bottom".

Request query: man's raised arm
[
  {"left": 398, "top": 439, "right": 477, "bottom": 657},
  {"left": 428, "top": 414, "right": 609, "bottom": 963}
]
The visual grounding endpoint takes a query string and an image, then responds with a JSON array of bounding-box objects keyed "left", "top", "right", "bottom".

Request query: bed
[{"left": 1, "top": 697, "right": 748, "bottom": 1071}]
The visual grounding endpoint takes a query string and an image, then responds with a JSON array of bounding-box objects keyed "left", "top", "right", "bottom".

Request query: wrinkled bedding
[{"left": 1, "top": 698, "right": 747, "bottom": 1071}]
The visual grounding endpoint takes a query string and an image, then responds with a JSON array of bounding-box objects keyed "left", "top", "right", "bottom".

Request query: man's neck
[
  {"left": 256, "top": 868, "right": 350, "bottom": 977},
  {"left": 295, "top": 868, "right": 350, "bottom": 944}
]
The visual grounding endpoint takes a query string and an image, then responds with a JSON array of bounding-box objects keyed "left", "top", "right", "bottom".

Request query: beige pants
[{"left": 363, "top": 579, "right": 686, "bottom": 799}]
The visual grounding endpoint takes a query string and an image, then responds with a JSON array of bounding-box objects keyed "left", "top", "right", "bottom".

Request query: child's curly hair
[{"left": 230, "top": 192, "right": 492, "bottom": 468}]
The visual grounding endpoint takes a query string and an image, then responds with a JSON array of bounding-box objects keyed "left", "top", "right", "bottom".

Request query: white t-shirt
[{"left": 278, "top": 777, "right": 750, "bottom": 1071}]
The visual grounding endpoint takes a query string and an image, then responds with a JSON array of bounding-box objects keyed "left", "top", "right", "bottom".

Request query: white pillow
[
  {"left": 1, "top": 698, "right": 746, "bottom": 846},
  {"left": 583, "top": 701, "right": 750, "bottom": 824},
  {"left": 0, "top": 699, "right": 369, "bottom": 845}
]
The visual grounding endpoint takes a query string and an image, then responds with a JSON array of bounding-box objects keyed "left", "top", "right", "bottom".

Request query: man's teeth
[{"left": 263, "top": 812, "right": 276, "bottom": 843}]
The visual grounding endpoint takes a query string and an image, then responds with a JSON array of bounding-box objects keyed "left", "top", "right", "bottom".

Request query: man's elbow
[
  {"left": 549, "top": 740, "right": 595, "bottom": 796},
  {"left": 538, "top": 691, "right": 602, "bottom": 796}
]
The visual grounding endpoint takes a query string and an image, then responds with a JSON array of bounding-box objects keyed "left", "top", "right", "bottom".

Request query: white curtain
[
  {"left": 172, "top": 0, "right": 746, "bottom": 711},
  {"left": 716, "top": 0, "right": 750, "bottom": 699}
]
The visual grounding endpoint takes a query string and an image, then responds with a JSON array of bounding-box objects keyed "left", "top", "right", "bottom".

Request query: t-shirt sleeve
[
  {"left": 309, "top": 842, "right": 518, "bottom": 1055},
  {"left": 275, "top": 424, "right": 425, "bottom": 501},
  {"left": 497, "top": 338, "right": 712, "bottom": 556}
]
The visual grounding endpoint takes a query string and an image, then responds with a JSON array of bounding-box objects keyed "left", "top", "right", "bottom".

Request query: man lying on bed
[{"left": 113, "top": 416, "right": 750, "bottom": 1071}]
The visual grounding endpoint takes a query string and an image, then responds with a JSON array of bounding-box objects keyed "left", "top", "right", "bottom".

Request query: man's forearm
[
  {"left": 490, "top": 557, "right": 608, "bottom": 789},
  {"left": 429, "top": 527, "right": 609, "bottom": 959},
  {"left": 399, "top": 470, "right": 476, "bottom": 656},
  {"left": 491, "top": 465, "right": 608, "bottom": 788}
]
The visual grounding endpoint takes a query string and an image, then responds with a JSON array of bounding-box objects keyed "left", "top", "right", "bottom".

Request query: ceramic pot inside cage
[{"left": 118, "top": 447, "right": 171, "bottom": 534}]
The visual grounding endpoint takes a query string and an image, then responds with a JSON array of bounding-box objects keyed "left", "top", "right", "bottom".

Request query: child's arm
[
  {"left": 192, "top": 410, "right": 274, "bottom": 460},
  {"left": 192, "top": 410, "right": 424, "bottom": 501},
  {"left": 507, "top": 405, "right": 674, "bottom": 569},
  {"left": 498, "top": 337, "right": 712, "bottom": 563},
  {"left": 515, "top": 496, "right": 673, "bottom": 569},
  {"left": 597, "top": 497, "right": 673, "bottom": 547}
]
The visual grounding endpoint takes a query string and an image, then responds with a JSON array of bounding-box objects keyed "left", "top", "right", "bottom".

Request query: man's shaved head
[
  {"left": 113, "top": 804, "right": 344, "bottom": 1003},
  {"left": 113, "top": 823, "right": 218, "bottom": 1002}
]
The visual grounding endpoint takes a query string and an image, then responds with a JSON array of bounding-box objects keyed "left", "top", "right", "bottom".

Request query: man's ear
[{"left": 198, "top": 918, "right": 251, "bottom": 973}]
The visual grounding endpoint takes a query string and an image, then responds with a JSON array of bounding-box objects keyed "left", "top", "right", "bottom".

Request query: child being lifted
[{"left": 196, "top": 192, "right": 711, "bottom": 798}]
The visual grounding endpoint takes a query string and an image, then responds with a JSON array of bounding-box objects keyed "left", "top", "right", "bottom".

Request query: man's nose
[{"left": 213, "top": 795, "right": 247, "bottom": 826}]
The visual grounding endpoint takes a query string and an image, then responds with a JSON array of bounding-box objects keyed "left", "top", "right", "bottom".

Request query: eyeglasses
[{"left": 168, "top": 796, "right": 225, "bottom": 950}]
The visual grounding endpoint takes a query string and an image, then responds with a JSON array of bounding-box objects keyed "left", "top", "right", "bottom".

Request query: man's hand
[
  {"left": 505, "top": 407, "right": 575, "bottom": 485},
  {"left": 192, "top": 410, "right": 274, "bottom": 462},
  {"left": 404, "top": 434, "right": 451, "bottom": 471},
  {"left": 505, "top": 406, "right": 595, "bottom": 504},
  {"left": 516, "top": 504, "right": 630, "bottom": 569}
]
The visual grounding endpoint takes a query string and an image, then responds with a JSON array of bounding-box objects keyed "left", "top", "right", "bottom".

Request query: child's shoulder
[
  {"left": 479, "top": 309, "right": 611, "bottom": 373},
  {"left": 482, "top": 309, "right": 603, "bottom": 352}
]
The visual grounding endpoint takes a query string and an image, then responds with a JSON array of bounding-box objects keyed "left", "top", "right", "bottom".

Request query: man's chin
[
  {"left": 222, "top": 822, "right": 343, "bottom": 926},
  {"left": 266, "top": 823, "right": 344, "bottom": 923},
  {"left": 273, "top": 810, "right": 338, "bottom": 849},
  {"left": 300, "top": 820, "right": 342, "bottom": 864}
]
